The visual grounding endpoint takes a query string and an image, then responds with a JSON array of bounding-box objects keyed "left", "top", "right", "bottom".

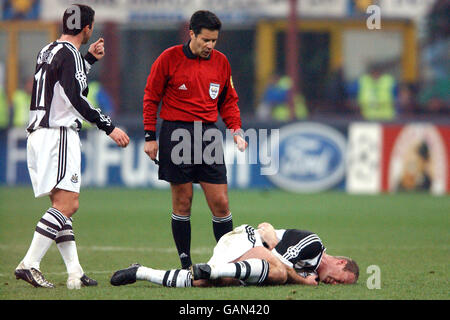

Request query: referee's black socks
[
  {"left": 171, "top": 213, "right": 192, "bottom": 269},
  {"left": 212, "top": 213, "right": 233, "bottom": 242}
]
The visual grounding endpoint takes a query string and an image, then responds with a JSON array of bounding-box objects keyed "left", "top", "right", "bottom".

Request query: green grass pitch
[{"left": 0, "top": 186, "right": 448, "bottom": 300}]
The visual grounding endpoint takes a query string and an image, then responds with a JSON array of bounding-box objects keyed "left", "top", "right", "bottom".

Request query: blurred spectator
[
  {"left": 422, "top": 38, "right": 450, "bottom": 82},
  {"left": 396, "top": 82, "right": 420, "bottom": 116},
  {"left": 418, "top": 0, "right": 450, "bottom": 114},
  {"left": 0, "top": 86, "right": 8, "bottom": 128},
  {"left": 256, "top": 74, "right": 285, "bottom": 121},
  {"left": 11, "top": 76, "right": 32, "bottom": 127},
  {"left": 325, "top": 67, "right": 351, "bottom": 113},
  {"left": 348, "top": 63, "right": 397, "bottom": 121},
  {"left": 426, "top": 0, "right": 449, "bottom": 43},
  {"left": 256, "top": 74, "right": 308, "bottom": 121},
  {"left": 87, "top": 81, "right": 114, "bottom": 116},
  {"left": 418, "top": 77, "right": 450, "bottom": 114},
  {"left": 83, "top": 80, "right": 115, "bottom": 129}
]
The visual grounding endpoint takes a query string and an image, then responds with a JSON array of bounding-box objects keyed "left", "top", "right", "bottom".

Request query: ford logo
[{"left": 267, "top": 123, "right": 347, "bottom": 192}]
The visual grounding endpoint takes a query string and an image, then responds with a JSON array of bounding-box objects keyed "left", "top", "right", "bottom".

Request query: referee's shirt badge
[{"left": 209, "top": 83, "right": 220, "bottom": 100}]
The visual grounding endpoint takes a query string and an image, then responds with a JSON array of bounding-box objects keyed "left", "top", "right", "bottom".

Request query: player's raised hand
[
  {"left": 89, "top": 38, "right": 105, "bottom": 60},
  {"left": 109, "top": 127, "right": 130, "bottom": 148}
]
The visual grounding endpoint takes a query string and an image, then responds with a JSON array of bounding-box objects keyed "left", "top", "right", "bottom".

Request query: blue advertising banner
[
  {"left": 0, "top": 122, "right": 348, "bottom": 192},
  {"left": 265, "top": 122, "right": 347, "bottom": 193}
]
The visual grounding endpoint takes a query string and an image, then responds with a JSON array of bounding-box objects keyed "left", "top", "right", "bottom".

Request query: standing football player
[{"left": 14, "top": 4, "right": 129, "bottom": 289}]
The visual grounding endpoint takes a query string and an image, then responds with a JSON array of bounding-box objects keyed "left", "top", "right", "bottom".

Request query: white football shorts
[
  {"left": 207, "top": 224, "right": 264, "bottom": 266},
  {"left": 27, "top": 127, "right": 81, "bottom": 198}
]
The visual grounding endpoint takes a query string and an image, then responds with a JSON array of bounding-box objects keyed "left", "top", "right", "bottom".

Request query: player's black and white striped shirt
[
  {"left": 27, "top": 40, "right": 115, "bottom": 135},
  {"left": 271, "top": 229, "right": 325, "bottom": 273}
]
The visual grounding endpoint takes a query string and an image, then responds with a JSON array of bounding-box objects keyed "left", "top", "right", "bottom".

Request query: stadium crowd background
[{"left": 0, "top": 0, "right": 448, "bottom": 195}]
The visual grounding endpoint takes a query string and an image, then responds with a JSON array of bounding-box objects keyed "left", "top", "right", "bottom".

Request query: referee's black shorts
[{"left": 158, "top": 120, "right": 227, "bottom": 185}]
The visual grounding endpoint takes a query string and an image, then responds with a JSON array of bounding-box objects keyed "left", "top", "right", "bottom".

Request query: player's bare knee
[
  {"left": 52, "top": 197, "right": 79, "bottom": 217},
  {"left": 64, "top": 194, "right": 79, "bottom": 216},
  {"left": 59, "top": 201, "right": 78, "bottom": 217},
  {"left": 267, "top": 265, "right": 287, "bottom": 284},
  {"left": 173, "top": 196, "right": 192, "bottom": 215},
  {"left": 211, "top": 197, "right": 229, "bottom": 216},
  {"left": 50, "top": 189, "right": 79, "bottom": 217}
]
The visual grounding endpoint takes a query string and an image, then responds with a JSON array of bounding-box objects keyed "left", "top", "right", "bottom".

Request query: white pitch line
[
  {"left": 0, "top": 244, "right": 213, "bottom": 255},
  {"left": 0, "top": 270, "right": 112, "bottom": 278},
  {"left": 0, "top": 244, "right": 214, "bottom": 278},
  {"left": 78, "top": 245, "right": 212, "bottom": 255}
]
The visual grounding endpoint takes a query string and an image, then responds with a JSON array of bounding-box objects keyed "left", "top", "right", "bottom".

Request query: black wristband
[
  {"left": 145, "top": 130, "right": 156, "bottom": 141},
  {"left": 84, "top": 52, "right": 98, "bottom": 65},
  {"left": 103, "top": 124, "right": 116, "bottom": 136}
]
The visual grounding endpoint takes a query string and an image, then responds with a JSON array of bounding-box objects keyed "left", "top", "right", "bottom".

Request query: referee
[{"left": 143, "top": 10, "right": 247, "bottom": 269}]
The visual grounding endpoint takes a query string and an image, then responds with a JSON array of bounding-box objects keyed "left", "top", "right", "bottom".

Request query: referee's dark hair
[
  {"left": 62, "top": 4, "right": 95, "bottom": 36},
  {"left": 189, "top": 10, "right": 222, "bottom": 35}
]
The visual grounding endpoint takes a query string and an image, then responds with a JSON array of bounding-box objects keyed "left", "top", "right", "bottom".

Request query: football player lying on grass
[{"left": 110, "top": 223, "right": 359, "bottom": 287}]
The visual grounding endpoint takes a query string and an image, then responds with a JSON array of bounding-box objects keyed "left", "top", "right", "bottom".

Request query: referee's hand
[
  {"left": 109, "top": 127, "right": 130, "bottom": 148},
  {"left": 234, "top": 134, "right": 248, "bottom": 152},
  {"left": 144, "top": 141, "right": 158, "bottom": 161}
]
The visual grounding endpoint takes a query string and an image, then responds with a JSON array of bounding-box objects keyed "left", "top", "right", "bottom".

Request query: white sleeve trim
[
  {"left": 84, "top": 59, "right": 92, "bottom": 75},
  {"left": 275, "top": 229, "right": 286, "bottom": 241}
]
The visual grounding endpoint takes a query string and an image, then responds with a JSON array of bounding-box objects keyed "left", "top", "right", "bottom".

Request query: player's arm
[
  {"left": 83, "top": 52, "right": 97, "bottom": 75},
  {"left": 271, "top": 229, "right": 324, "bottom": 269},
  {"left": 285, "top": 267, "right": 319, "bottom": 286},
  {"left": 59, "top": 51, "right": 128, "bottom": 147},
  {"left": 263, "top": 235, "right": 319, "bottom": 286},
  {"left": 257, "top": 222, "right": 280, "bottom": 250}
]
